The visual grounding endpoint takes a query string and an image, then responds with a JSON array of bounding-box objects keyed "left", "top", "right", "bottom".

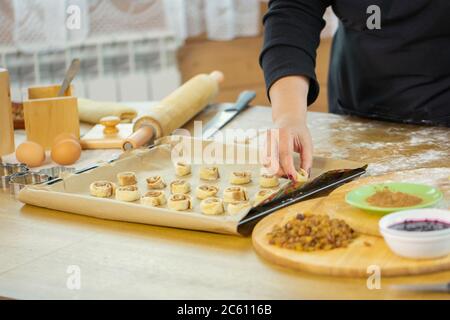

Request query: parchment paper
[{"left": 18, "top": 137, "right": 364, "bottom": 235}]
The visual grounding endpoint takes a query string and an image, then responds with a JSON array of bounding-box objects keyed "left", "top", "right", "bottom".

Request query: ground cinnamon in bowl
[{"left": 366, "top": 186, "right": 423, "bottom": 208}]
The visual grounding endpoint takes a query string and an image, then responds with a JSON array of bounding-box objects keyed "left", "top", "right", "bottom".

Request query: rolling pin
[{"left": 122, "top": 71, "right": 224, "bottom": 150}]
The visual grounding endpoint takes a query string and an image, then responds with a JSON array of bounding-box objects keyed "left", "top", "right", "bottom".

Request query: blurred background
[{"left": 0, "top": 0, "right": 337, "bottom": 111}]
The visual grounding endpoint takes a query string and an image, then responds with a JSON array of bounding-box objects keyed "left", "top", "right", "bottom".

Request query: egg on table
[
  {"left": 51, "top": 139, "right": 81, "bottom": 165},
  {"left": 15, "top": 141, "right": 46, "bottom": 167}
]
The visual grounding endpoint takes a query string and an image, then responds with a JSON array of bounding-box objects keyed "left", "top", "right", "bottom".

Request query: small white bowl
[{"left": 379, "top": 209, "right": 450, "bottom": 259}]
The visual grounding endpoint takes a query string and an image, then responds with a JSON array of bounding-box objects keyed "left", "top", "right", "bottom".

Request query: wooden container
[
  {"left": 23, "top": 85, "right": 79, "bottom": 150},
  {"left": 0, "top": 68, "right": 15, "bottom": 156}
]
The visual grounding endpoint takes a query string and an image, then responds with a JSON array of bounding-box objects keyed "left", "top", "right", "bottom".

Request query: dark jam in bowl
[{"left": 389, "top": 220, "right": 450, "bottom": 232}]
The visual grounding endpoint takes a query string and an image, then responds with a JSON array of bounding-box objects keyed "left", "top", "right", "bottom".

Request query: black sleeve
[{"left": 259, "top": 0, "right": 330, "bottom": 105}]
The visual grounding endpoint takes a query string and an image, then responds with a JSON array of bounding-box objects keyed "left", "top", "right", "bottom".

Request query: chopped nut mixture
[{"left": 267, "top": 213, "right": 357, "bottom": 251}]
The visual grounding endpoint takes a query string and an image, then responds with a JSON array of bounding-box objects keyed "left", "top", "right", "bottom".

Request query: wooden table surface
[{"left": 0, "top": 106, "right": 449, "bottom": 300}]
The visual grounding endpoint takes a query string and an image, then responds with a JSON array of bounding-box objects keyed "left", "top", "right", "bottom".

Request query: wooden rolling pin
[{"left": 122, "top": 71, "right": 224, "bottom": 150}]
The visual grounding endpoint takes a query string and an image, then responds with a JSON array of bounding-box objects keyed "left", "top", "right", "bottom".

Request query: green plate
[{"left": 345, "top": 182, "right": 443, "bottom": 214}]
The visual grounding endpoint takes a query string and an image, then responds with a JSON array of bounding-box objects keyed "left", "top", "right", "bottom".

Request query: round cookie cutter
[
  {"left": 0, "top": 163, "right": 29, "bottom": 191},
  {"left": 9, "top": 171, "right": 51, "bottom": 199},
  {"left": 38, "top": 166, "right": 75, "bottom": 179}
]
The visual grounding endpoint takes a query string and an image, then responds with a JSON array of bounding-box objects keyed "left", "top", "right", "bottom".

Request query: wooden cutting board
[
  {"left": 322, "top": 167, "right": 450, "bottom": 237},
  {"left": 252, "top": 197, "right": 450, "bottom": 277}
]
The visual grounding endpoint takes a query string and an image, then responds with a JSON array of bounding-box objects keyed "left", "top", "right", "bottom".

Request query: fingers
[
  {"left": 262, "top": 129, "right": 280, "bottom": 175},
  {"left": 298, "top": 131, "right": 313, "bottom": 176},
  {"left": 278, "top": 128, "right": 297, "bottom": 180}
]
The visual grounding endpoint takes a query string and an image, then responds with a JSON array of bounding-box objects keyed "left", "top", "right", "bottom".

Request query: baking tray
[{"left": 18, "top": 136, "right": 366, "bottom": 235}]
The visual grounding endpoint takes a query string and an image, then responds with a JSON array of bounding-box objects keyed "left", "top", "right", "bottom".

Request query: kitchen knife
[
  {"left": 202, "top": 90, "right": 256, "bottom": 139},
  {"left": 389, "top": 282, "right": 450, "bottom": 293}
]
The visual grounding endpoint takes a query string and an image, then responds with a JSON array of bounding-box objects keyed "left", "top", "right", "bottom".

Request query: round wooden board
[
  {"left": 323, "top": 168, "right": 450, "bottom": 237},
  {"left": 252, "top": 197, "right": 450, "bottom": 278}
]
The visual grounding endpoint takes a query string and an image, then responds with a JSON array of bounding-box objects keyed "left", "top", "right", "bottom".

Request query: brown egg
[
  {"left": 51, "top": 139, "right": 81, "bottom": 165},
  {"left": 53, "top": 132, "right": 79, "bottom": 145},
  {"left": 15, "top": 141, "right": 46, "bottom": 167}
]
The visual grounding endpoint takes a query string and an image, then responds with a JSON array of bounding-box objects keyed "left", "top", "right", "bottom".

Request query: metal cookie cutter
[
  {"left": 0, "top": 163, "right": 29, "bottom": 191},
  {"left": 9, "top": 171, "right": 51, "bottom": 199},
  {"left": 38, "top": 166, "right": 75, "bottom": 179}
]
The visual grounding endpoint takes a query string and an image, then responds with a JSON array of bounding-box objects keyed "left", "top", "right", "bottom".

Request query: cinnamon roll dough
[
  {"left": 115, "top": 185, "right": 140, "bottom": 202},
  {"left": 200, "top": 197, "right": 224, "bottom": 215},
  {"left": 90, "top": 181, "right": 116, "bottom": 198},
  {"left": 168, "top": 193, "right": 192, "bottom": 211},
  {"left": 170, "top": 179, "right": 191, "bottom": 194},
  {"left": 230, "top": 171, "right": 252, "bottom": 185},
  {"left": 195, "top": 184, "right": 219, "bottom": 200},
  {"left": 141, "top": 190, "right": 166, "bottom": 207},
  {"left": 117, "top": 172, "right": 137, "bottom": 186}
]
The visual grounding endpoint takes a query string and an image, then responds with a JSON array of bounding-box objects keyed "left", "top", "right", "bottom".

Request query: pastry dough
[
  {"left": 254, "top": 189, "right": 276, "bottom": 205},
  {"left": 175, "top": 162, "right": 191, "bottom": 177},
  {"left": 146, "top": 175, "right": 166, "bottom": 189},
  {"left": 199, "top": 166, "right": 220, "bottom": 181},
  {"left": 230, "top": 171, "right": 252, "bottom": 185},
  {"left": 223, "top": 186, "right": 248, "bottom": 203},
  {"left": 296, "top": 168, "right": 308, "bottom": 184},
  {"left": 259, "top": 173, "right": 279, "bottom": 188},
  {"left": 227, "top": 201, "right": 251, "bottom": 215},
  {"left": 200, "top": 197, "right": 224, "bottom": 215},
  {"left": 168, "top": 193, "right": 192, "bottom": 211},
  {"left": 117, "top": 172, "right": 137, "bottom": 186},
  {"left": 115, "top": 185, "right": 140, "bottom": 202},
  {"left": 195, "top": 184, "right": 219, "bottom": 200},
  {"left": 170, "top": 179, "right": 191, "bottom": 194},
  {"left": 90, "top": 181, "right": 116, "bottom": 198},
  {"left": 141, "top": 190, "right": 166, "bottom": 207}
]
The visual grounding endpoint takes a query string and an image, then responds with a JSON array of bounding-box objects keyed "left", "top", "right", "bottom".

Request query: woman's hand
[{"left": 265, "top": 75, "right": 313, "bottom": 180}]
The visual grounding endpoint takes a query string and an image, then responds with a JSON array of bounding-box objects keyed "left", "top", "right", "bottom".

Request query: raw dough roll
[
  {"left": 259, "top": 173, "right": 279, "bottom": 188},
  {"left": 296, "top": 168, "right": 309, "bottom": 184},
  {"left": 199, "top": 166, "right": 220, "bottom": 181},
  {"left": 115, "top": 185, "right": 140, "bottom": 202},
  {"left": 90, "top": 181, "right": 116, "bottom": 198},
  {"left": 175, "top": 162, "right": 191, "bottom": 177},
  {"left": 230, "top": 171, "right": 252, "bottom": 185},
  {"left": 117, "top": 172, "right": 137, "bottom": 186},
  {"left": 254, "top": 189, "right": 276, "bottom": 205},
  {"left": 168, "top": 193, "right": 192, "bottom": 211},
  {"left": 223, "top": 186, "right": 248, "bottom": 203},
  {"left": 227, "top": 201, "right": 251, "bottom": 215},
  {"left": 141, "top": 190, "right": 166, "bottom": 207},
  {"left": 170, "top": 179, "right": 191, "bottom": 194},
  {"left": 200, "top": 197, "right": 224, "bottom": 215},
  {"left": 146, "top": 175, "right": 166, "bottom": 189},
  {"left": 195, "top": 184, "right": 219, "bottom": 200}
]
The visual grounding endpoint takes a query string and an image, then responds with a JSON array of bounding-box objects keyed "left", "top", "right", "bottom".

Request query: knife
[
  {"left": 202, "top": 90, "right": 256, "bottom": 139},
  {"left": 389, "top": 282, "right": 450, "bottom": 293}
]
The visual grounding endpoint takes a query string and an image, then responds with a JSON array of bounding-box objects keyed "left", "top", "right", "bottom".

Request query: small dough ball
[
  {"left": 51, "top": 139, "right": 81, "bottom": 165},
  {"left": 15, "top": 141, "right": 46, "bottom": 168},
  {"left": 53, "top": 132, "right": 79, "bottom": 145}
]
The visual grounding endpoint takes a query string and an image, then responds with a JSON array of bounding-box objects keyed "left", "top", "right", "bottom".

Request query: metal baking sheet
[{"left": 17, "top": 137, "right": 365, "bottom": 235}]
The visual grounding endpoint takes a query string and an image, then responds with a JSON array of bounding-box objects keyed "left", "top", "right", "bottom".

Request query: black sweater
[{"left": 260, "top": 0, "right": 450, "bottom": 127}]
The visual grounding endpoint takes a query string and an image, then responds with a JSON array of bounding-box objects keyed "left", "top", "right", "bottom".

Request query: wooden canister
[
  {"left": 23, "top": 85, "right": 79, "bottom": 150},
  {"left": 0, "top": 68, "right": 15, "bottom": 156}
]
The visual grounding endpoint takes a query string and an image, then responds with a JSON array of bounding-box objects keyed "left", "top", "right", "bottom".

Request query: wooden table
[{"left": 0, "top": 107, "right": 449, "bottom": 300}]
